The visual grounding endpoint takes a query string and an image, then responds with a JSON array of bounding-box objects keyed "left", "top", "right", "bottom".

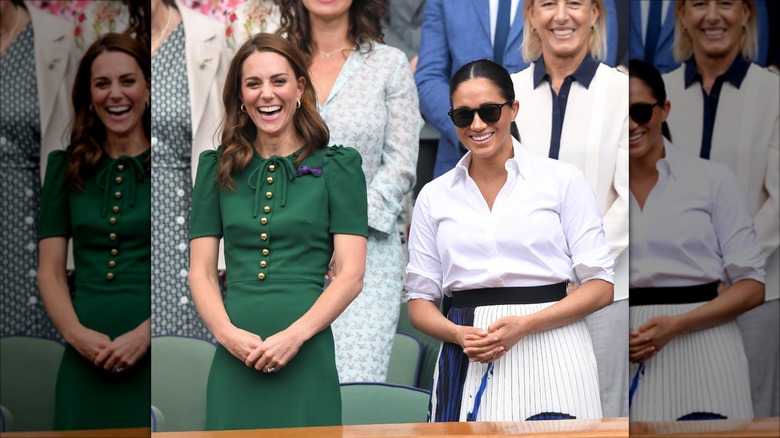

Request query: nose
[
  {"left": 259, "top": 82, "right": 274, "bottom": 100},
  {"left": 470, "top": 111, "right": 488, "bottom": 130},
  {"left": 553, "top": 0, "right": 567, "bottom": 22},
  {"left": 704, "top": 1, "right": 720, "bottom": 21},
  {"left": 109, "top": 82, "right": 123, "bottom": 100}
]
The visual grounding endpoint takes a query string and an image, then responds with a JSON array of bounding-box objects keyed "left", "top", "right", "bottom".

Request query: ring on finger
[{"left": 265, "top": 365, "right": 275, "bottom": 373}]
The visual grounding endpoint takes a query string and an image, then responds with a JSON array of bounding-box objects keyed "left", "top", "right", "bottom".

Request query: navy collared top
[
  {"left": 532, "top": 55, "right": 599, "bottom": 160},
  {"left": 683, "top": 55, "right": 750, "bottom": 160}
]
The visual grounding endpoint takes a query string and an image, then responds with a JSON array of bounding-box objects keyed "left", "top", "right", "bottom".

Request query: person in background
[
  {"left": 510, "top": 0, "right": 629, "bottom": 418},
  {"left": 662, "top": 0, "right": 779, "bottom": 417},
  {"left": 38, "top": 33, "right": 152, "bottom": 430},
  {"left": 277, "top": 0, "right": 420, "bottom": 383},
  {"left": 406, "top": 59, "right": 613, "bottom": 422},
  {"left": 0, "top": 1, "right": 73, "bottom": 340},
  {"left": 189, "top": 33, "right": 368, "bottom": 430},
  {"left": 628, "top": 58, "right": 764, "bottom": 421},
  {"left": 149, "top": 0, "right": 228, "bottom": 340}
]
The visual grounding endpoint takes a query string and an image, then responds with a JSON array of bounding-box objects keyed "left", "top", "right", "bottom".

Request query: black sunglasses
[
  {"left": 448, "top": 101, "right": 513, "bottom": 128},
  {"left": 629, "top": 102, "right": 662, "bottom": 124}
]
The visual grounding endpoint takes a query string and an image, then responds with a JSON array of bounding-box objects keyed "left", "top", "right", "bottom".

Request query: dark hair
[
  {"left": 122, "top": 0, "right": 151, "bottom": 49},
  {"left": 276, "top": 0, "right": 386, "bottom": 66},
  {"left": 628, "top": 58, "right": 671, "bottom": 141},
  {"left": 217, "top": 33, "right": 329, "bottom": 189},
  {"left": 449, "top": 59, "right": 520, "bottom": 141},
  {"left": 67, "top": 33, "right": 151, "bottom": 188}
]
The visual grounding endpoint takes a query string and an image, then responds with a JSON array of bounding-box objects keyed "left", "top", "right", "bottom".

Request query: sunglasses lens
[
  {"left": 450, "top": 109, "right": 474, "bottom": 128},
  {"left": 478, "top": 105, "right": 502, "bottom": 124},
  {"left": 630, "top": 104, "right": 653, "bottom": 124}
]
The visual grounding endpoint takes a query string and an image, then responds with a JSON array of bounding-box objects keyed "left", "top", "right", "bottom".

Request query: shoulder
[
  {"left": 324, "top": 145, "right": 363, "bottom": 167},
  {"left": 746, "top": 63, "right": 780, "bottom": 91},
  {"left": 27, "top": 5, "right": 72, "bottom": 39},
  {"left": 363, "top": 43, "right": 409, "bottom": 66},
  {"left": 197, "top": 148, "right": 221, "bottom": 169},
  {"left": 178, "top": 3, "right": 224, "bottom": 32},
  {"left": 46, "top": 148, "right": 70, "bottom": 166}
]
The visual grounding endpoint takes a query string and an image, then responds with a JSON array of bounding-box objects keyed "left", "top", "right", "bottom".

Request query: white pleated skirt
[
  {"left": 429, "top": 302, "right": 602, "bottom": 422},
  {"left": 629, "top": 303, "right": 753, "bottom": 421}
]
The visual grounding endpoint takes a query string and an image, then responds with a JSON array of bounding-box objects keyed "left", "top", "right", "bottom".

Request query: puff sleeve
[
  {"left": 38, "top": 150, "right": 71, "bottom": 239},
  {"left": 324, "top": 146, "right": 368, "bottom": 238},
  {"left": 190, "top": 150, "right": 223, "bottom": 239}
]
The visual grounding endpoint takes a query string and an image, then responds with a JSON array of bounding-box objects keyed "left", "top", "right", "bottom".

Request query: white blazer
[
  {"left": 30, "top": 6, "right": 75, "bottom": 182},
  {"left": 177, "top": 1, "right": 229, "bottom": 183},
  {"left": 664, "top": 63, "right": 780, "bottom": 301},
  {"left": 511, "top": 63, "right": 630, "bottom": 301}
]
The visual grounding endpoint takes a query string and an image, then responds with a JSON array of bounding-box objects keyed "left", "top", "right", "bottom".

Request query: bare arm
[
  {"left": 38, "top": 237, "right": 111, "bottom": 363},
  {"left": 246, "top": 233, "right": 367, "bottom": 372},
  {"left": 189, "top": 236, "right": 262, "bottom": 363}
]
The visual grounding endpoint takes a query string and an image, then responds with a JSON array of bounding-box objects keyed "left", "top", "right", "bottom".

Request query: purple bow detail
[{"left": 295, "top": 165, "right": 322, "bottom": 177}]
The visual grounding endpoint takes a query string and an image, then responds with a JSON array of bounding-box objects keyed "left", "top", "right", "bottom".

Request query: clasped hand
[
  {"left": 629, "top": 315, "right": 680, "bottom": 363},
  {"left": 458, "top": 316, "right": 528, "bottom": 364},
  {"left": 69, "top": 325, "right": 149, "bottom": 373},
  {"left": 222, "top": 326, "right": 305, "bottom": 374}
]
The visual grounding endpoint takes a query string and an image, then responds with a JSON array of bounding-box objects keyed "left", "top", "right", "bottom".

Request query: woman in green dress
[
  {"left": 37, "top": 33, "right": 151, "bottom": 430},
  {"left": 189, "top": 33, "right": 368, "bottom": 430}
]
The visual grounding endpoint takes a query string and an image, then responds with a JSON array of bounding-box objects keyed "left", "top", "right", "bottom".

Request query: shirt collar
[
  {"left": 683, "top": 55, "right": 750, "bottom": 89},
  {"left": 657, "top": 138, "right": 682, "bottom": 180},
  {"left": 451, "top": 137, "right": 528, "bottom": 187},
  {"left": 532, "top": 55, "right": 600, "bottom": 89}
]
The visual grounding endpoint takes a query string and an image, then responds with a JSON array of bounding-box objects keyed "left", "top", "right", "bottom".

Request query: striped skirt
[
  {"left": 429, "top": 286, "right": 602, "bottom": 422},
  {"left": 629, "top": 284, "right": 753, "bottom": 421}
]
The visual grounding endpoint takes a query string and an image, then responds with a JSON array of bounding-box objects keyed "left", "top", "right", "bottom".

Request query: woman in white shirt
[
  {"left": 406, "top": 59, "right": 613, "bottom": 422},
  {"left": 510, "top": 0, "right": 629, "bottom": 418},
  {"left": 662, "top": 0, "right": 779, "bottom": 417},
  {"left": 627, "top": 59, "right": 764, "bottom": 421}
]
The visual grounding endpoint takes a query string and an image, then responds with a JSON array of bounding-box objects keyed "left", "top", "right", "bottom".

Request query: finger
[
  {"left": 463, "top": 335, "right": 499, "bottom": 349},
  {"left": 245, "top": 348, "right": 261, "bottom": 367},
  {"left": 477, "top": 346, "right": 505, "bottom": 363},
  {"left": 103, "top": 353, "right": 121, "bottom": 371}
]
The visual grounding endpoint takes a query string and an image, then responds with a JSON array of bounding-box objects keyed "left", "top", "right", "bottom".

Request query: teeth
[
  {"left": 553, "top": 29, "right": 574, "bottom": 36},
  {"left": 472, "top": 133, "right": 492, "bottom": 141},
  {"left": 259, "top": 106, "right": 281, "bottom": 113},
  {"left": 629, "top": 132, "right": 644, "bottom": 141},
  {"left": 107, "top": 106, "right": 130, "bottom": 114}
]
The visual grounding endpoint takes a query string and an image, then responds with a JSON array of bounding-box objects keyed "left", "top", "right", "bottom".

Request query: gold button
[
  {"left": 109, "top": 217, "right": 117, "bottom": 225},
  {"left": 108, "top": 260, "right": 116, "bottom": 268},
  {"left": 260, "top": 233, "right": 268, "bottom": 241},
  {"left": 262, "top": 249, "right": 269, "bottom": 256},
  {"left": 109, "top": 233, "right": 117, "bottom": 240},
  {"left": 268, "top": 164, "right": 276, "bottom": 172},
  {"left": 111, "top": 249, "right": 118, "bottom": 256},
  {"left": 267, "top": 176, "right": 274, "bottom": 184},
  {"left": 113, "top": 206, "right": 120, "bottom": 213},
  {"left": 261, "top": 217, "right": 268, "bottom": 225},
  {"left": 114, "top": 191, "right": 122, "bottom": 199},
  {"left": 117, "top": 164, "right": 125, "bottom": 172},
  {"left": 264, "top": 206, "right": 271, "bottom": 213},
  {"left": 265, "top": 191, "right": 273, "bottom": 199},
  {"left": 106, "top": 272, "right": 115, "bottom": 280},
  {"left": 115, "top": 176, "right": 123, "bottom": 184},
  {"left": 258, "top": 273, "right": 266, "bottom": 280},
  {"left": 260, "top": 260, "right": 267, "bottom": 268}
]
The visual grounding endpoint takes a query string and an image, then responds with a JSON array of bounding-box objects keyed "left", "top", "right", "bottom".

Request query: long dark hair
[
  {"left": 628, "top": 58, "right": 672, "bottom": 141},
  {"left": 67, "top": 33, "right": 151, "bottom": 188},
  {"left": 450, "top": 59, "right": 520, "bottom": 141},
  {"left": 276, "top": 0, "right": 386, "bottom": 66},
  {"left": 217, "top": 33, "right": 329, "bottom": 190}
]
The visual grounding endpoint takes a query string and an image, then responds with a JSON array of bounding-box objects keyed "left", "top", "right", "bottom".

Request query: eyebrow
[
  {"left": 244, "top": 73, "right": 290, "bottom": 82},
  {"left": 92, "top": 73, "right": 138, "bottom": 82}
]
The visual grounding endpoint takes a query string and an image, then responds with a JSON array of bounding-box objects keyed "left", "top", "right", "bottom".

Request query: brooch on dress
[{"left": 295, "top": 165, "right": 322, "bottom": 177}]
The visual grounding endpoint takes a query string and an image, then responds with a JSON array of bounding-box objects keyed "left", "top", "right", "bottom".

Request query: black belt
[
  {"left": 629, "top": 281, "right": 719, "bottom": 306},
  {"left": 451, "top": 282, "right": 567, "bottom": 307}
]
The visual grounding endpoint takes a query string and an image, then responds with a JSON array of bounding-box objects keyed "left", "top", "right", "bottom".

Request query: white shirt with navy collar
[
  {"left": 405, "top": 138, "right": 614, "bottom": 302},
  {"left": 630, "top": 140, "right": 765, "bottom": 288}
]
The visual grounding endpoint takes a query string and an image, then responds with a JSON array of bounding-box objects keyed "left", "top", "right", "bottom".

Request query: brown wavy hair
[
  {"left": 276, "top": 0, "right": 386, "bottom": 66},
  {"left": 67, "top": 33, "right": 151, "bottom": 188},
  {"left": 217, "top": 33, "right": 329, "bottom": 189}
]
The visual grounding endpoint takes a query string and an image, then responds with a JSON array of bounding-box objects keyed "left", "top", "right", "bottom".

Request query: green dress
[
  {"left": 190, "top": 146, "right": 368, "bottom": 430},
  {"left": 39, "top": 149, "right": 151, "bottom": 430}
]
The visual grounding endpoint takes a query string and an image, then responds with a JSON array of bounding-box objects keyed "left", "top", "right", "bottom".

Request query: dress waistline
[
  {"left": 629, "top": 281, "right": 719, "bottom": 306},
  {"left": 451, "top": 282, "right": 567, "bottom": 308}
]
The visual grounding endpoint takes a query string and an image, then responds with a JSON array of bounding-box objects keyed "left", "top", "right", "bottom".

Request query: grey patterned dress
[
  {"left": 151, "top": 24, "right": 211, "bottom": 340},
  {"left": 0, "top": 24, "right": 59, "bottom": 339}
]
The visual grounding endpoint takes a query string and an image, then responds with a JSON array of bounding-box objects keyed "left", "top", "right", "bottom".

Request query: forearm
[
  {"left": 675, "top": 279, "right": 764, "bottom": 335},
  {"left": 408, "top": 298, "right": 461, "bottom": 345},
  {"left": 189, "top": 270, "right": 234, "bottom": 344},
  {"left": 38, "top": 238, "right": 83, "bottom": 342},
  {"left": 288, "top": 271, "right": 364, "bottom": 343},
  {"left": 525, "top": 279, "right": 613, "bottom": 334}
]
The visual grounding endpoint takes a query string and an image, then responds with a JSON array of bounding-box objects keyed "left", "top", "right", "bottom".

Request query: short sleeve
[
  {"left": 38, "top": 150, "right": 71, "bottom": 239},
  {"left": 324, "top": 146, "right": 368, "bottom": 237},
  {"left": 190, "top": 150, "right": 223, "bottom": 239}
]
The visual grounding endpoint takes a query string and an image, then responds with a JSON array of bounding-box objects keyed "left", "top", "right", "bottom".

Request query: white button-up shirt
[
  {"left": 630, "top": 141, "right": 765, "bottom": 287},
  {"left": 405, "top": 138, "right": 614, "bottom": 302}
]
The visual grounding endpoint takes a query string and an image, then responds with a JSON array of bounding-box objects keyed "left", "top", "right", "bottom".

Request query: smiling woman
[{"left": 37, "top": 33, "right": 151, "bottom": 430}]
